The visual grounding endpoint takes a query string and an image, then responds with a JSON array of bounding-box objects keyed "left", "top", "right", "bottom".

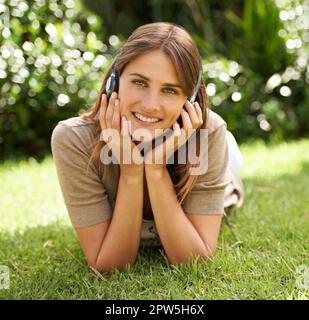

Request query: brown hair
[{"left": 79, "top": 22, "right": 210, "bottom": 205}]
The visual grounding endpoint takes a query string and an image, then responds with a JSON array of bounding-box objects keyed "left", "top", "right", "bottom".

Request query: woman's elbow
[
  {"left": 198, "top": 242, "right": 218, "bottom": 262},
  {"left": 89, "top": 258, "right": 136, "bottom": 274},
  {"left": 169, "top": 246, "right": 217, "bottom": 266}
]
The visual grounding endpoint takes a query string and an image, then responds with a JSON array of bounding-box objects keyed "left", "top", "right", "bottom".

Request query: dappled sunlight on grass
[
  {"left": 0, "top": 156, "right": 70, "bottom": 232},
  {"left": 240, "top": 139, "right": 309, "bottom": 179},
  {"left": 1, "top": 139, "right": 309, "bottom": 299}
]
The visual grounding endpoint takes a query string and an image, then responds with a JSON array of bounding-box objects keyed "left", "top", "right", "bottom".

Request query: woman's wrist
[
  {"left": 120, "top": 164, "right": 144, "bottom": 183},
  {"left": 145, "top": 165, "right": 167, "bottom": 179}
]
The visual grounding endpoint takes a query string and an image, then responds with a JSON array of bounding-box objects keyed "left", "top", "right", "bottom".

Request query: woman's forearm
[
  {"left": 95, "top": 170, "right": 144, "bottom": 272},
  {"left": 145, "top": 167, "right": 209, "bottom": 265}
]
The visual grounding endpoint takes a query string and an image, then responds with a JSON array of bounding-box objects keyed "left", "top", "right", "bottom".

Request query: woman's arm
[
  {"left": 145, "top": 167, "right": 222, "bottom": 265},
  {"left": 76, "top": 92, "right": 146, "bottom": 274},
  {"left": 76, "top": 168, "right": 144, "bottom": 273}
]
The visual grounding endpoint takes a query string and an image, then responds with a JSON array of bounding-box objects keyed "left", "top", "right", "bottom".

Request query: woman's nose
[{"left": 140, "top": 91, "right": 161, "bottom": 114}]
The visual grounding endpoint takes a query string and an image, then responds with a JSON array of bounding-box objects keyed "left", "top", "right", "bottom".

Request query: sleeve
[
  {"left": 181, "top": 123, "right": 231, "bottom": 215},
  {"left": 51, "top": 123, "right": 112, "bottom": 228}
]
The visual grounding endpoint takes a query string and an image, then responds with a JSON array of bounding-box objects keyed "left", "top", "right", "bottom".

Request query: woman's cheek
[{"left": 130, "top": 87, "right": 145, "bottom": 100}]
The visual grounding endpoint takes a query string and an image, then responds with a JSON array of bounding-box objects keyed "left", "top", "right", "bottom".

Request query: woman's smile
[{"left": 132, "top": 111, "right": 162, "bottom": 125}]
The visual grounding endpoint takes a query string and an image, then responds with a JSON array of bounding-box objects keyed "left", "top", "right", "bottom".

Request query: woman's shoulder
[
  {"left": 56, "top": 115, "right": 94, "bottom": 129},
  {"left": 51, "top": 115, "right": 96, "bottom": 152},
  {"left": 206, "top": 109, "right": 227, "bottom": 135}
]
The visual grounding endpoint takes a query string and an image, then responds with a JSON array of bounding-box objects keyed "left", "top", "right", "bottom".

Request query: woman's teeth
[{"left": 133, "top": 112, "right": 161, "bottom": 123}]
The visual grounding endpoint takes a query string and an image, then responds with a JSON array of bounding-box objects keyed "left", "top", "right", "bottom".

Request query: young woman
[{"left": 51, "top": 22, "right": 244, "bottom": 273}]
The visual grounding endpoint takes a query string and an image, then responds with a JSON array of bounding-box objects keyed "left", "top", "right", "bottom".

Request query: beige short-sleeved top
[{"left": 51, "top": 109, "right": 232, "bottom": 246}]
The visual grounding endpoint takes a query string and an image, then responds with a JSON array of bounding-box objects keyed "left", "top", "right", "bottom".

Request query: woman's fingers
[
  {"left": 99, "top": 93, "right": 107, "bottom": 129},
  {"left": 112, "top": 98, "right": 120, "bottom": 130},
  {"left": 173, "top": 121, "right": 181, "bottom": 136},
  {"left": 180, "top": 108, "right": 192, "bottom": 130},
  {"left": 184, "top": 100, "right": 199, "bottom": 127},
  {"left": 121, "top": 115, "right": 129, "bottom": 137},
  {"left": 105, "top": 92, "right": 117, "bottom": 128},
  {"left": 194, "top": 101, "right": 203, "bottom": 124}
]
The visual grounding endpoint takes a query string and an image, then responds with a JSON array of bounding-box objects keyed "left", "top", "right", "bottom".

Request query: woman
[{"left": 51, "top": 22, "right": 244, "bottom": 273}]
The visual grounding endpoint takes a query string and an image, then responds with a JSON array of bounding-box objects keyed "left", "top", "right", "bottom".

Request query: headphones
[
  {"left": 105, "top": 48, "right": 123, "bottom": 99},
  {"left": 105, "top": 48, "right": 203, "bottom": 104}
]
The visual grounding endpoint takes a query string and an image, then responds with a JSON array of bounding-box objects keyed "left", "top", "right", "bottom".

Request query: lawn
[{"left": 0, "top": 139, "right": 308, "bottom": 299}]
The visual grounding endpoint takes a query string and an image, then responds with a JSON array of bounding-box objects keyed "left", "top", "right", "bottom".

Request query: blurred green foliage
[
  {"left": 0, "top": 0, "right": 308, "bottom": 161},
  {"left": 0, "top": 0, "right": 120, "bottom": 160}
]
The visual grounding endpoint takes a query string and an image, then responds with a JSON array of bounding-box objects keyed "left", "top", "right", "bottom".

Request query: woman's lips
[{"left": 131, "top": 112, "right": 162, "bottom": 126}]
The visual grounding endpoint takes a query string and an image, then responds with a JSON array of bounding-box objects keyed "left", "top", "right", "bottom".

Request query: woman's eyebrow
[{"left": 129, "top": 72, "right": 182, "bottom": 88}]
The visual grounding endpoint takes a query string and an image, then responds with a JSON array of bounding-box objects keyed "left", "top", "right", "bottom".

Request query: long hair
[{"left": 79, "top": 22, "right": 210, "bottom": 205}]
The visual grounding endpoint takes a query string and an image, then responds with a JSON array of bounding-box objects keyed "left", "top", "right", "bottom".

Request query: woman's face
[{"left": 118, "top": 49, "right": 188, "bottom": 141}]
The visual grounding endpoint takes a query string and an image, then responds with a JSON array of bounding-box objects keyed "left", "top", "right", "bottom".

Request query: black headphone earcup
[
  {"left": 105, "top": 73, "right": 116, "bottom": 99},
  {"left": 105, "top": 70, "right": 120, "bottom": 99},
  {"left": 114, "top": 70, "right": 119, "bottom": 92}
]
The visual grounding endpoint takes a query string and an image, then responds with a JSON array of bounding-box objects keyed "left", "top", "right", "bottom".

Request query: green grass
[{"left": 1, "top": 139, "right": 309, "bottom": 299}]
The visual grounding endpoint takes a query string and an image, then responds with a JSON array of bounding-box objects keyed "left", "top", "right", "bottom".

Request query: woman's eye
[
  {"left": 164, "top": 88, "right": 177, "bottom": 94},
  {"left": 132, "top": 80, "right": 146, "bottom": 86},
  {"left": 131, "top": 80, "right": 178, "bottom": 94}
]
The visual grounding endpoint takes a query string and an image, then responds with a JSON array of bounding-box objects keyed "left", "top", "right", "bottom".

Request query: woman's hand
[
  {"left": 143, "top": 100, "right": 203, "bottom": 172},
  {"left": 98, "top": 91, "right": 144, "bottom": 176}
]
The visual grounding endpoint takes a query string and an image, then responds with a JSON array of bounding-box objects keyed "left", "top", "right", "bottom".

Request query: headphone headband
[{"left": 189, "top": 63, "right": 203, "bottom": 104}]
